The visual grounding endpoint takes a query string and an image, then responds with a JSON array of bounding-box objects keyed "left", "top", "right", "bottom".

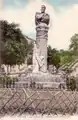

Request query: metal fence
[{"left": 0, "top": 88, "right": 77, "bottom": 117}]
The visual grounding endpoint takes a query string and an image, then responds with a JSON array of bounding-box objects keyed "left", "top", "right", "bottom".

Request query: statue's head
[{"left": 41, "top": 5, "right": 46, "bottom": 13}]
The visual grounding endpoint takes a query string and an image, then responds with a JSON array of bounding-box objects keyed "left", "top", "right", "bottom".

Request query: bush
[
  {"left": 27, "top": 56, "right": 32, "bottom": 65},
  {"left": 0, "top": 76, "right": 18, "bottom": 88},
  {"left": 75, "top": 77, "right": 78, "bottom": 91},
  {"left": 66, "top": 76, "right": 76, "bottom": 91}
]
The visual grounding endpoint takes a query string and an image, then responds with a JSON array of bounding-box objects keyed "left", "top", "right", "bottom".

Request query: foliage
[
  {"left": 27, "top": 42, "right": 33, "bottom": 65},
  {"left": 59, "top": 33, "right": 78, "bottom": 66},
  {"left": 59, "top": 34, "right": 78, "bottom": 67},
  {"left": 69, "top": 34, "right": 78, "bottom": 56},
  {"left": 75, "top": 77, "right": 78, "bottom": 91},
  {"left": 0, "top": 76, "right": 18, "bottom": 88},
  {"left": 1, "top": 20, "right": 28, "bottom": 65},
  {"left": 47, "top": 45, "right": 60, "bottom": 69},
  {"left": 66, "top": 76, "right": 76, "bottom": 91},
  {"left": 27, "top": 55, "right": 32, "bottom": 65},
  {"left": 59, "top": 50, "right": 73, "bottom": 66},
  {"left": 27, "top": 42, "right": 33, "bottom": 55}
]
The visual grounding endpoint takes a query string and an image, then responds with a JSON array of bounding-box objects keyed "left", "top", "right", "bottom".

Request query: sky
[{"left": 1, "top": 0, "right": 78, "bottom": 50}]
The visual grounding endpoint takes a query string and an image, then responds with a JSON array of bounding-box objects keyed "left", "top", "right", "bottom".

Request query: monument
[
  {"left": 33, "top": 5, "right": 50, "bottom": 73},
  {"left": 15, "top": 5, "right": 66, "bottom": 89}
]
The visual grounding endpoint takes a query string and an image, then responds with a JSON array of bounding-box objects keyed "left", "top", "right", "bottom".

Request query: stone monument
[
  {"left": 15, "top": 5, "right": 66, "bottom": 89},
  {"left": 33, "top": 5, "right": 50, "bottom": 73}
]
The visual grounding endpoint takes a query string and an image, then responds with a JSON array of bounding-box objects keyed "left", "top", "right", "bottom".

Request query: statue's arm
[
  {"left": 35, "top": 12, "right": 42, "bottom": 25},
  {"left": 36, "top": 12, "right": 43, "bottom": 19},
  {"left": 47, "top": 14, "right": 50, "bottom": 25},
  {"left": 40, "top": 13, "right": 50, "bottom": 25}
]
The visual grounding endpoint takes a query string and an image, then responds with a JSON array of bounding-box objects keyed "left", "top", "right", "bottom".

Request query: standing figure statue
[{"left": 33, "top": 5, "right": 50, "bottom": 73}]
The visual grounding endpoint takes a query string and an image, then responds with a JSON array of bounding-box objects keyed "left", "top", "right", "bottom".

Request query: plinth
[{"left": 15, "top": 71, "right": 66, "bottom": 89}]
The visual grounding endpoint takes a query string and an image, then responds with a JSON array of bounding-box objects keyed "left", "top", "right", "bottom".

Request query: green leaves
[
  {"left": 47, "top": 45, "right": 60, "bottom": 69},
  {"left": 66, "top": 76, "right": 76, "bottom": 91},
  {"left": 1, "top": 20, "right": 28, "bottom": 66},
  {"left": 59, "top": 50, "right": 73, "bottom": 66},
  {"left": 69, "top": 34, "right": 78, "bottom": 56}
]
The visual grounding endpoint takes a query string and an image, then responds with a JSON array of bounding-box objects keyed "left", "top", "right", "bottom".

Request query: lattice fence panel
[{"left": 0, "top": 88, "right": 77, "bottom": 117}]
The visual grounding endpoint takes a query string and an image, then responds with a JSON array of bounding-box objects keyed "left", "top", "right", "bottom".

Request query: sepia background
[{"left": 0, "top": 0, "right": 78, "bottom": 120}]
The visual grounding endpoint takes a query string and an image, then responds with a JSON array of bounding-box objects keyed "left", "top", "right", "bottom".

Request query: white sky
[{"left": 0, "top": 0, "right": 78, "bottom": 50}]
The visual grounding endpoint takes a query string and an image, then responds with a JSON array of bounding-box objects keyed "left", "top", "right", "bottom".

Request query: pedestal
[{"left": 33, "top": 23, "right": 49, "bottom": 73}]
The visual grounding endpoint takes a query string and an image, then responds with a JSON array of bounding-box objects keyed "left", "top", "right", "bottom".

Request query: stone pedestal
[
  {"left": 15, "top": 72, "right": 66, "bottom": 89},
  {"left": 33, "top": 23, "right": 49, "bottom": 73}
]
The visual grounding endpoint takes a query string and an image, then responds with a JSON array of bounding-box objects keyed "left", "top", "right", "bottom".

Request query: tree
[
  {"left": 59, "top": 33, "right": 78, "bottom": 66},
  {"left": 47, "top": 45, "right": 52, "bottom": 65},
  {"left": 59, "top": 50, "right": 73, "bottom": 66},
  {"left": 59, "top": 34, "right": 78, "bottom": 66},
  {"left": 66, "top": 76, "right": 76, "bottom": 91},
  {"left": 47, "top": 45, "right": 60, "bottom": 69},
  {"left": 69, "top": 34, "right": 78, "bottom": 56},
  {"left": 1, "top": 20, "right": 28, "bottom": 66},
  {"left": 27, "top": 41, "right": 33, "bottom": 65}
]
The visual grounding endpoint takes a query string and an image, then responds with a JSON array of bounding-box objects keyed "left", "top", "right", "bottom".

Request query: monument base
[{"left": 15, "top": 71, "right": 66, "bottom": 89}]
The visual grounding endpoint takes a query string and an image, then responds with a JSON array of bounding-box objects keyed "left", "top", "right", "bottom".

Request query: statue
[
  {"left": 33, "top": 5, "right": 50, "bottom": 73},
  {"left": 15, "top": 7, "right": 66, "bottom": 89}
]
